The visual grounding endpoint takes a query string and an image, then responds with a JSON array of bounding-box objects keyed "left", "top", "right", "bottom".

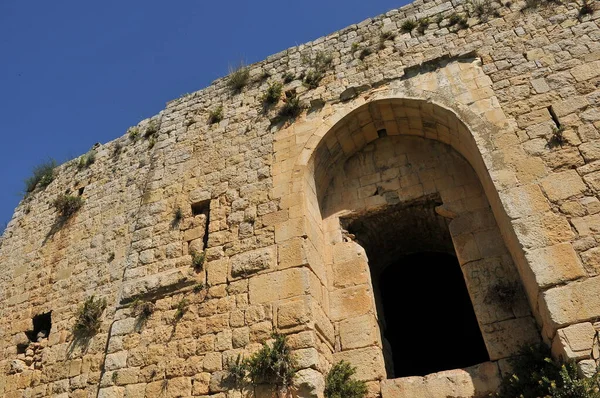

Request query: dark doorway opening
[
  {"left": 380, "top": 252, "right": 489, "bottom": 377},
  {"left": 341, "top": 196, "right": 490, "bottom": 378}
]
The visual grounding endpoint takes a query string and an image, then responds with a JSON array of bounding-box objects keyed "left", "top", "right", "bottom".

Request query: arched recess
[{"left": 290, "top": 97, "right": 544, "bottom": 393}]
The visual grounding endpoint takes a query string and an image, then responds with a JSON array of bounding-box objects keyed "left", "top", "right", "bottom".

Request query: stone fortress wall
[{"left": 1, "top": 0, "right": 599, "bottom": 396}]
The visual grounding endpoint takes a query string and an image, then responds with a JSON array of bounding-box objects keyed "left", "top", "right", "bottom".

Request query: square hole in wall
[
  {"left": 191, "top": 200, "right": 210, "bottom": 217},
  {"left": 25, "top": 312, "right": 52, "bottom": 343}
]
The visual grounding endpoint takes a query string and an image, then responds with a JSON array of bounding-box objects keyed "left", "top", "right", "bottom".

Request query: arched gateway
[{"left": 271, "top": 61, "right": 595, "bottom": 395}]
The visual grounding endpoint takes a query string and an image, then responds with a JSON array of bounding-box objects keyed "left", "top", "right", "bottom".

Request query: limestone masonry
[{"left": 1, "top": 0, "right": 600, "bottom": 396}]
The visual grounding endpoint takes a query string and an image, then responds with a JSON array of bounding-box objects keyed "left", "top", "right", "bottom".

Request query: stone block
[
  {"left": 552, "top": 322, "right": 596, "bottom": 360},
  {"left": 111, "top": 318, "right": 136, "bottom": 336},
  {"left": 540, "top": 170, "right": 587, "bottom": 202},
  {"left": 551, "top": 97, "right": 589, "bottom": 117},
  {"left": 380, "top": 361, "right": 500, "bottom": 398},
  {"left": 231, "top": 246, "right": 276, "bottom": 278},
  {"left": 166, "top": 376, "right": 192, "bottom": 397},
  {"left": 339, "top": 314, "right": 380, "bottom": 350},
  {"left": 540, "top": 276, "right": 600, "bottom": 329},
  {"left": 332, "top": 346, "right": 386, "bottom": 381},
  {"left": 333, "top": 257, "right": 370, "bottom": 288},
  {"left": 207, "top": 258, "right": 228, "bottom": 285},
  {"left": 571, "top": 214, "right": 600, "bottom": 237},
  {"left": 293, "top": 347, "right": 320, "bottom": 369},
  {"left": 278, "top": 237, "right": 308, "bottom": 269},
  {"left": 570, "top": 60, "right": 600, "bottom": 81},
  {"left": 203, "top": 352, "right": 222, "bottom": 372},
  {"left": 499, "top": 184, "right": 550, "bottom": 219},
  {"left": 330, "top": 285, "right": 374, "bottom": 321},
  {"left": 293, "top": 368, "right": 324, "bottom": 398},
  {"left": 277, "top": 297, "right": 311, "bottom": 330},
  {"left": 97, "top": 387, "right": 124, "bottom": 398},
  {"left": 481, "top": 317, "right": 540, "bottom": 360},
  {"left": 248, "top": 268, "right": 311, "bottom": 304},
  {"left": 105, "top": 352, "right": 128, "bottom": 371},
  {"left": 525, "top": 243, "right": 586, "bottom": 288},
  {"left": 513, "top": 212, "right": 574, "bottom": 249}
]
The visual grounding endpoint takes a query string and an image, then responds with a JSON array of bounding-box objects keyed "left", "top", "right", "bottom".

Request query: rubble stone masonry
[{"left": 1, "top": 0, "right": 599, "bottom": 396}]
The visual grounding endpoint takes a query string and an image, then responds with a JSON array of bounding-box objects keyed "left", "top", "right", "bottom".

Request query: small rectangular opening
[
  {"left": 25, "top": 312, "right": 52, "bottom": 343},
  {"left": 78, "top": 187, "right": 85, "bottom": 196},
  {"left": 191, "top": 200, "right": 209, "bottom": 217},
  {"left": 191, "top": 200, "right": 210, "bottom": 249},
  {"left": 377, "top": 128, "right": 388, "bottom": 138}
]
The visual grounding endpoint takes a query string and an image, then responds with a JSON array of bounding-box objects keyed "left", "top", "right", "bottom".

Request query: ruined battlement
[{"left": 1, "top": 0, "right": 599, "bottom": 396}]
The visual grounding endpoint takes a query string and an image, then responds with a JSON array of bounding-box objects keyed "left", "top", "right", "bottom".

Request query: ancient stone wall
[{"left": 1, "top": 0, "right": 599, "bottom": 397}]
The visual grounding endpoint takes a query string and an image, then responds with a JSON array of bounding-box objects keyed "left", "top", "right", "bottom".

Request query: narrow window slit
[{"left": 547, "top": 106, "right": 561, "bottom": 128}]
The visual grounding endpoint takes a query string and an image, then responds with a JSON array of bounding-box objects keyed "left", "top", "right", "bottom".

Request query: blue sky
[{"left": 0, "top": 0, "right": 407, "bottom": 234}]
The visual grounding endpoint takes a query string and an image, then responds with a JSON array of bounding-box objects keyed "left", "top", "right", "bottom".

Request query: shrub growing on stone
[
  {"left": 128, "top": 126, "right": 140, "bottom": 141},
  {"left": 227, "top": 65, "right": 250, "bottom": 93},
  {"left": 579, "top": 0, "right": 595, "bottom": 17},
  {"left": 261, "top": 82, "right": 283, "bottom": 106},
  {"left": 191, "top": 250, "right": 205, "bottom": 271},
  {"left": 282, "top": 72, "right": 295, "bottom": 84},
  {"left": 73, "top": 296, "right": 107, "bottom": 338},
  {"left": 193, "top": 282, "right": 205, "bottom": 293},
  {"left": 359, "top": 47, "right": 373, "bottom": 60},
  {"left": 277, "top": 94, "right": 304, "bottom": 122},
  {"left": 77, "top": 150, "right": 96, "bottom": 170},
  {"left": 227, "top": 354, "right": 247, "bottom": 385},
  {"left": 208, "top": 106, "right": 223, "bottom": 124},
  {"left": 172, "top": 298, "right": 189, "bottom": 323},
  {"left": 324, "top": 361, "right": 367, "bottom": 398},
  {"left": 302, "top": 51, "right": 333, "bottom": 89},
  {"left": 132, "top": 299, "right": 154, "bottom": 319},
  {"left": 228, "top": 333, "right": 296, "bottom": 389},
  {"left": 417, "top": 18, "right": 430, "bottom": 34},
  {"left": 53, "top": 195, "right": 84, "bottom": 218},
  {"left": 549, "top": 125, "right": 566, "bottom": 147},
  {"left": 494, "top": 343, "right": 600, "bottom": 398},
  {"left": 144, "top": 120, "right": 158, "bottom": 138},
  {"left": 401, "top": 19, "right": 417, "bottom": 32},
  {"left": 24, "top": 159, "right": 57, "bottom": 194}
]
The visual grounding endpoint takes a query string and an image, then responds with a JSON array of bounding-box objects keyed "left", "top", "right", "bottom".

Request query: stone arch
[{"left": 284, "top": 93, "right": 547, "bottom": 395}]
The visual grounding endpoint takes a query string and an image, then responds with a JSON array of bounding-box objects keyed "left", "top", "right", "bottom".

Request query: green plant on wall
[
  {"left": 172, "top": 298, "right": 189, "bottom": 323},
  {"left": 401, "top": 19, "right": 417, "bottom": 32},
  {"left": 261, "top": 82, "right": 283, "bottom": 106},
  {"left": 494, "top": 344, "right": 600, "bottom": 398},
  {"left": 144, "top": 120, "right": 158, "bottom": 138},
  {"left": 53, "top": 195, "right": 84, "bottom": 218},
  {"left": 227, "top": 64, "right": 250, "bottom": 93},
  {"left": 77, "top": 150, "right": 96, "bottom": 170},
  {"left": 73, "top": 296, "right": 107, "bottom": 338},
  {"left": 275, "top": 92, "right": 304, "bottom": 124},
  {"left": 324, "top": 361, "right": 367, "bottom": 398},
  {"left": 227, "top": 333, "right": 296, "bottom": 392},
  {"left": 302, "top": 51, "right": 333, "bottom": 89},
  {"left": 208, "top": 105, "right": 223, "bottom": 125},
  {"left": 24, "top": 159, "right": 57, "bottom": 194},
  {"left": 191, "top": 250, "right": 205, "bottom": 271},
  {"left": 128, "top": 126, "right": 140, "bottom": 141}
]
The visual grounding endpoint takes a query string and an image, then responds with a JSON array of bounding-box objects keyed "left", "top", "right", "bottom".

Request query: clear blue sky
[{"left": 0, "top": 0, "right": 407, "bottom": 234}]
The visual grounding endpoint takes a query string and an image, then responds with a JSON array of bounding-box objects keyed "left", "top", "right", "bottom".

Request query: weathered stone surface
[
  {"left": 540, "top": 170, "right": 587, "bottom": 202},
  {"left": 332, "top": 346, "right": 386, "bottom": 381},
  {"left": 552, "top": 322, "right": 596, "bottom": 360},
  {"left": 248, "top": 268, "right": 311, "bottom": 304},
  {"left": 524, "top": 243, "right": 586, "bottom": 288},
  {"left": 540, "top": 276, "right": 600, "bottom": 329},
  {"left": 2, "top": 1, "right": 600, "bottom": 397},
  {"left": 381, "top": 361, "right": 501, "bottom": 398},
  {"left": 230, "top": 246, "right": 276, "bottom": 278}
]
